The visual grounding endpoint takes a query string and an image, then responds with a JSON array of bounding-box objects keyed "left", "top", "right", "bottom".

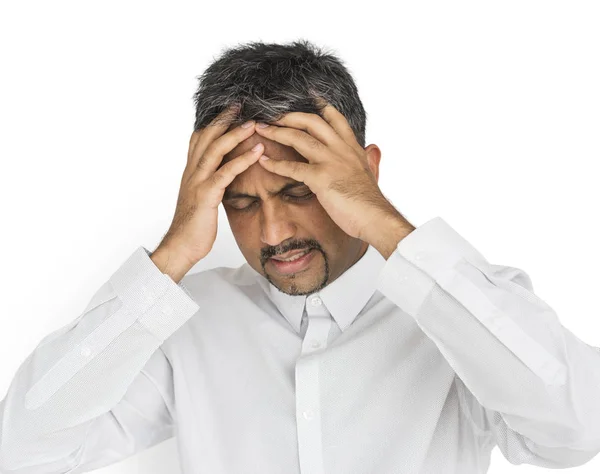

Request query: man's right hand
[{"left": 151, "top": 105, "right": 264, "bottom": 282}]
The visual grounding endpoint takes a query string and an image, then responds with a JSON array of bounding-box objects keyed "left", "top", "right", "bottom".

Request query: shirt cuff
[
  {"left": 376, "top": 216, "right": 487, "bottom": 315},
  {"left": 109, "top": 246, "right": 200, "bottom": 342}
]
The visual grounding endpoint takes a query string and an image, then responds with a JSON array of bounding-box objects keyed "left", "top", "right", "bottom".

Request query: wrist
[
  {"left": 150, "top": 245, "right": 195, "bottom": 284},
  {"left": 368, "top": 214, "right": 415, "bottom": 260}
]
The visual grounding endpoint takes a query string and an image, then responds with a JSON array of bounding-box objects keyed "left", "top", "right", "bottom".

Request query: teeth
[{"left": 275, "top": 250, "right": 309, "bottom": 262}]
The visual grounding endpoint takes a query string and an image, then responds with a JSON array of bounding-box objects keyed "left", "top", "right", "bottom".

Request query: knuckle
[
  {"left": 209, "top": 171, "right": 223, "bottom": 186},
  {"left": 303, "top": 134, "right": 321, "bottom": 150},
  {"left": 203, "top": 141, "right": 217, "bottom": 157},
  {"left": 206, "top": 138, "right": 228, "bottom": 160},
  {"left": 195, "top": 156, "right": 207, "bottom": 171},
  {"left": 308, "top": 138, "right": 321, "bottom": 149}
]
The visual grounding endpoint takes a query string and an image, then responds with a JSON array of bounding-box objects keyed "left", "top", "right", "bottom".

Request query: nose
[{"left": 259, "top": 202, "right": 298, "bottom": 250}]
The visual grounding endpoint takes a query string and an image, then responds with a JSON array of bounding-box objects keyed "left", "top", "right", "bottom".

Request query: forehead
[
  {"left": 219, "top": 120, "right": 311, "bottom": 198},
  {"left": 221, "top": 121, "right": 307, "bottom": 165}
]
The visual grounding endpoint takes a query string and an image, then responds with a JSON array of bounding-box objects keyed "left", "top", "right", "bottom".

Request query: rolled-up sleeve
[{"left": 376, "top": 216, "right": 600, "bottom": 468}]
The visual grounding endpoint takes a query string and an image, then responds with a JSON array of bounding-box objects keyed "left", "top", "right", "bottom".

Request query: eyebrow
[{"left": 223, "top": 182, "right": 308, "bottom": 201}]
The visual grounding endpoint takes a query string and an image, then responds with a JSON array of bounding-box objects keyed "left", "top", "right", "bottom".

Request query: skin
[{"left": 220, "top": 122, "right": 383, "bottom": 296}]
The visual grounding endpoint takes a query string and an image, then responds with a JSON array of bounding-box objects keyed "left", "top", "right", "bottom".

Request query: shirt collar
[{"left": 247, "top": 244, "right": 387, "bottom": 334}]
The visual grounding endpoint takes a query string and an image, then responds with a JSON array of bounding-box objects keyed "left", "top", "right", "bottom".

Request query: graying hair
[{"left": 192, "top": 39, "right": 367, "bottom": 147}]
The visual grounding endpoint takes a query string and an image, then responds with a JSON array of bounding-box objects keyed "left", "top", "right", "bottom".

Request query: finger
[
  {"left": 317, "top": 103, "right": 364, "bottom": 154},
  {"left": 307, "top": 95, "right": 364, "bottom": 154},
  {"left": 193, "top": 121, "right": 258, "bottom": 180},
  {"left": 187, "top": 103, "right": 240, "bottom": 168},
  {"left": 257, "top": 155, "right": 317, "bottom": 188},
  {"left": 208, "top": 144, "right": 265, "bottom": 201},
  {"left": 268, "top": 111, "right": 348, "bottom": 151},
  {"left": 317, "top": 101, "right": 364, "bottom": 152},
  {"left": 254, "top": 125, "right": 329, "bottom": 164},
  {"left": 188, "top": 103, "right": 239, "bottom": 166},
  {"left": 187, "top": 129, "right": 205, "bottom": 166}
]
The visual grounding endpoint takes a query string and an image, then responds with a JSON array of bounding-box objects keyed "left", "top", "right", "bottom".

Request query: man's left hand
[{"left": 254, "top": 100, "right": 403, "bottom": 244}]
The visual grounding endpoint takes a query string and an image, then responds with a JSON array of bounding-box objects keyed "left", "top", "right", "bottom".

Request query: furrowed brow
[{"left": 223, "top": 182, "right": 307, "bottom": 201}]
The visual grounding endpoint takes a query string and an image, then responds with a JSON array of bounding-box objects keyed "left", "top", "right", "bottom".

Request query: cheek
[
  {"left": 223, "top": 210, "right": 245, "bottom": 236},
  {"left": 229, "top": 216, "right": 253, "bottom": 237}
]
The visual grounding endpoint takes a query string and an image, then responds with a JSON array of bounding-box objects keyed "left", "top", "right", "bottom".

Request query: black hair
[{"left": 192, "top": 39, "right": 367, "bottom": 147}]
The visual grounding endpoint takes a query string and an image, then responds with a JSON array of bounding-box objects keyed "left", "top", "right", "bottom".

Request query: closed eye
[{"left": 232, "top": 192, "right": 314, "bottom": 211}]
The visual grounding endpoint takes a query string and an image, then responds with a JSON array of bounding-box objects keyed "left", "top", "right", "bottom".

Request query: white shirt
[{"left": 1, "top": 216, "right": 600, "bottom": 474}]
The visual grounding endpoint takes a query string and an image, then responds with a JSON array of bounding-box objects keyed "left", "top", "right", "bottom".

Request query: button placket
[
  {"left": 295, "top": 295, "right": 330, "bottom": 473},
  {"left": 304, "top": 295, "right": 328, "bottom": 354}
]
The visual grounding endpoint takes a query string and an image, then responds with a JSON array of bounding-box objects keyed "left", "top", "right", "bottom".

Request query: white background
[{"left": 1, "top": 1, "right": 599, "bottom": 473}]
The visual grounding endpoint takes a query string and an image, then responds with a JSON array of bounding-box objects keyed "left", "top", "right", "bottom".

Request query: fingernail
[
  {"left": 252, "top": 143, "right": 263, "bottom": 151},
  {"left": 242, "top": 120, "right": 254, "bottom": 128},
  {"left": 260, "top": 154, "right": 270, "bottom": 161},
  {"left": 257, "top": 122, "right": 269, "bottom": 129}
]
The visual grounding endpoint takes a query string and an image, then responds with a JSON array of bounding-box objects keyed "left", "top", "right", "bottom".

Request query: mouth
[{"left": 268, "top": 249, "right": 316, "bottom": 275}]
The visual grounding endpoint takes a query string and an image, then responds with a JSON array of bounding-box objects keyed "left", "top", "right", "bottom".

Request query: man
[{"left": 1, "top": 39, "right": 600, "bottom": 474}]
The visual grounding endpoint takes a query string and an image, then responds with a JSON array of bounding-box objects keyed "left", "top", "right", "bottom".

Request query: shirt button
[
  {"left": 303, "top": 409, "right": 314, "bottom": 420},
  {"left": 401, "top": 275, "right": 408, "bottom": 282},
  {"left": 309, "top": 296, "right": 322, "bottom": 306},
  {"left": 414, "top": 252, "right": 423, "bottom": 260},
  {"left": 310, "top": 340, "right": 321, "bottom": 349},
  {"left": 81, "top": 346, "right": 91, "bottom": 357},
  {"left": 161, "top": 305, "right": 173, "bottom": 316}
]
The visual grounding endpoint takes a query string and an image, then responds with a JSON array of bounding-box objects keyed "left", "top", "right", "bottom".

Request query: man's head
[{"left": 192, "top": 39, "right": 381, "bottom": 296}]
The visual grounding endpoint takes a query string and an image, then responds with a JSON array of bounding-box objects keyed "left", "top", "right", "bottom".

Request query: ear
[{"left": 364, "top": 144, "right": 382, "bottom": 182}]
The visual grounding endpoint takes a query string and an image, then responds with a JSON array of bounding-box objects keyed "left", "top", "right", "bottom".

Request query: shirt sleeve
[
  {"left": 0, "top": 246, "right": 200, "bottom": 473},
  {"left": 376, "top": 216, "right": 600, "bottom": 469}
]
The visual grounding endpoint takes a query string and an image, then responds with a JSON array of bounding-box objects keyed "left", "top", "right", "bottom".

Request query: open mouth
[{"left": 269, "top": 249, "right": 316, "bottom": 274}]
